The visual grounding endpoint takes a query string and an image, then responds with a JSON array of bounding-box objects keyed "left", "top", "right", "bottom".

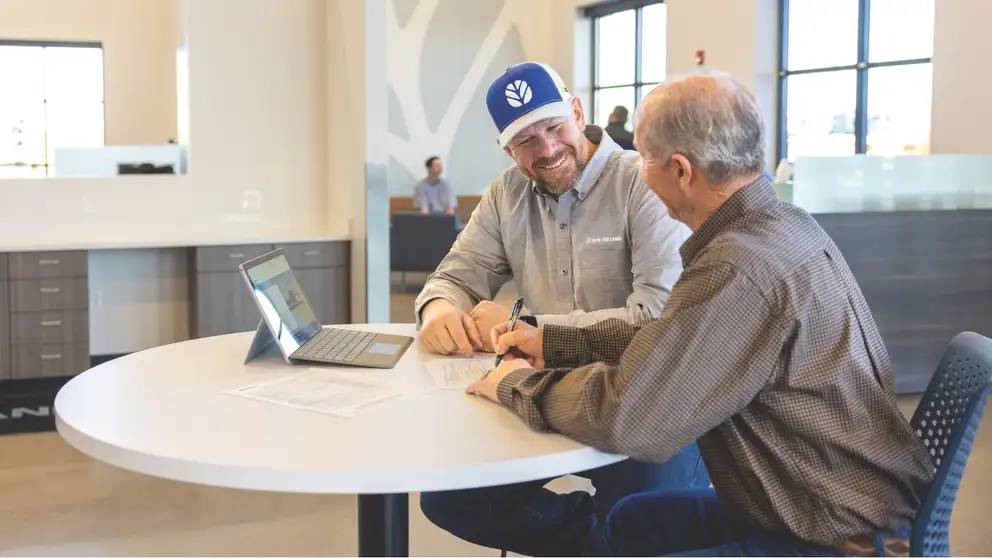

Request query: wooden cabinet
[
  {"left": 3, "top": 250, "right": 90, "bottom": 380},
  {"left": 189, "top": 241, "right": 351, "bottom": 338}
]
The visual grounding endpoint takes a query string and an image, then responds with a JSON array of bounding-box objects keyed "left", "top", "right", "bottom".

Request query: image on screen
[{"left": 243, "top": 254, "right": 321, "bottom": 357}]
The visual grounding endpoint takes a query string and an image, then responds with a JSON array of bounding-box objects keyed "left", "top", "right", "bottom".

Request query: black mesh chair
[{"left": 909, "top": 331, "right": 992, "bottom": 556}]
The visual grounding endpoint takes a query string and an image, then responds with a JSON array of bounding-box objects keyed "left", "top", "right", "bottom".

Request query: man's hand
[
  {"left": 469, "top": 301, "right": 511, "bottom": 352},
  {"left": 420, "top": 299, "right": 483, "bottom": 356},
  {"left": 491, "top": 321, "right": 545, "bottom": 369},
  {"left": 466, "top": 358, "right": 533, "bottom": 403}
]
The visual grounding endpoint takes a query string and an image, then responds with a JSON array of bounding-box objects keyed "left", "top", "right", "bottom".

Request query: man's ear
[
  {"left": 572, "top": 97, "right": 586, "bottom": 129},
  {"left": 671, "top": 153, "right": 692, "bottom": 185}
]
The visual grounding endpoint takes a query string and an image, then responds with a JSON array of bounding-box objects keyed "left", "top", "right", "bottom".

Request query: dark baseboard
[
  {"left": 90, "top": 353, "right": 128, "bottom": 367},
  {"left": 0, "top": 353, "right": 131, "bottom": 436}
]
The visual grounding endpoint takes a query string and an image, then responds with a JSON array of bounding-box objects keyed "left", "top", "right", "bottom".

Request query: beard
[{"left": 531, "top": 147, "right": 587, "bottom": 195}]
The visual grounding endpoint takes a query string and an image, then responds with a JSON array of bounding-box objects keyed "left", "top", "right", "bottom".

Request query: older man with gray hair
[{"left": 469, "top": 71, "right": 934, "bottom": 556}]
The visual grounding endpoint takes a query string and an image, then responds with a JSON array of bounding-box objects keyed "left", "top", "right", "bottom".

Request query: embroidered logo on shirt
[
  {"left": 505, "top": 80, "right": 532, "bottom": 108},
  {"left": 585, "top": 236, "right": 622, "bottom": 245}
]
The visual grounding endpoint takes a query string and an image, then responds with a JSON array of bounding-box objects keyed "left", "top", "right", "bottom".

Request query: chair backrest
[
  {"left": 389, "top": 212, "right": 460, "bottom": 272},
  {"left": 909, "top": 331, "right": 992, "bottom": 556}
]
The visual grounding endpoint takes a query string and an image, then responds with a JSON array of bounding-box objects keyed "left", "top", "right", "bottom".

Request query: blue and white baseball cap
[{"left": 486, "top": 62, "right": 573, "bottom": 148}]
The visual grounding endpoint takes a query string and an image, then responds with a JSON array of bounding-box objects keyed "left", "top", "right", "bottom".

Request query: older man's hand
[
  {"left": 469, "top": 301, "right": 511, "bottom": 352},
  {"left": 491, "top": 321, "right": 545, "bottom": 369},
  {"left": 466, "top": 358, "right": 534, "bottom": 403}
]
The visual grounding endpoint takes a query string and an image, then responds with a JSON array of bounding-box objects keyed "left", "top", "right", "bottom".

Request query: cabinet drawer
[
  {"left": 11, "top": 342, "right": 89, "bottom": 379},
  {"left": 11, "top": 311, "right": 88, "bottom": 345},
  {"left": 10, "top": 278, "right": 89, "bottom": 313},
  {"left": 9, "top": 251, "right": 87, "bottom": 279},
  {"left": 196, "top": 245, "right": 274, "bottom": 273},
  {"left": 279, "top": 242, "right": 348, "bottom": 269}
]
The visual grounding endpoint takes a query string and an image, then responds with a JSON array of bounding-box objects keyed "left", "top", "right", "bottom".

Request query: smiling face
[{"left": 504, "top": 97, "right": 589, "bottom": 194}]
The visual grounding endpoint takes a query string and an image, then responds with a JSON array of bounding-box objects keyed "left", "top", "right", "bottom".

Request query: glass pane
[
  {"left": 45, "top": 101, "right": 105, "bottom": 161},
  {"left": 594, "top": 87, "right": 635, "bottom": 128},
  {"left": 785, "top": 70, "right": 857, "bottom": 161},
  {"left": 869, "top": 0, "right": 934, "bottom": 63},
  {"left": 866, "top": 64, "right": 932, "bottom": 156},
  {"left": 786, "top": 0, "right": 859, "bottom": 70},
  {"left": 639, "top": 83, "right": 661, "bottom": 102},
  {"left": 0, "top": 102, "right": 47, "bottom": 165},
  {"left": 45, "top": 46, "right": 104, "bottom": 102},
  {"left": 0, "top": 45, "right": 45, "bottom": 104},
  {"left": 595, "top": 10, "right": 636, "bottom": 87},
  {"left": 640, "top": 3, "right": 667, "bottom": 83},
  {"left": 633, "top": 83, "right": 661, "bottom": 127}
]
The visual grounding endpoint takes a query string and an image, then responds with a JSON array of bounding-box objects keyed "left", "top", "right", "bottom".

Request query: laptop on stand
[{"left": 239, "top": 248, "right": 412, "bottom": 368}]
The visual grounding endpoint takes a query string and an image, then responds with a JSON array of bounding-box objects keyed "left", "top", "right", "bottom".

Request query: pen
[{"left": 494, "top": 297, "right": 525, "bottom": 367}]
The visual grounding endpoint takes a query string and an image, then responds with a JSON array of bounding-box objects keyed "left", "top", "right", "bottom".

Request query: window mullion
[{"left": 854, "top": 0, "right": 871, "bottom": 153}]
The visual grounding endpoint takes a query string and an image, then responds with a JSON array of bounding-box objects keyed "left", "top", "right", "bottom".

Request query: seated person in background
[
  {"left": 604, "top": 105, "right": 635, "bottom": 150},
  {"left": 413, "top": 156, "right": 456, "bottom": 215},
  {"left": 470, "top": 72, "right": 934, "bottom": 557},
  {"left": 416, "top": 61, "right": 709, "bottom": 552}
]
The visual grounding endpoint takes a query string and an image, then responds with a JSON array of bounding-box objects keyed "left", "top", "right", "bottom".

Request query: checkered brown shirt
[{"left": 497, "top": 177, "right": 935, "bottom": 546}]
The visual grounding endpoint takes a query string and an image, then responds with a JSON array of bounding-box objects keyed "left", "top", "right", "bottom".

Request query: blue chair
[{"left": 909, "top": 331, "right": 992, "bottom": 556}]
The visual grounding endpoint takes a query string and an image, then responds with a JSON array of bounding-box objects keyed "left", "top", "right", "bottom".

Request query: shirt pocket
[{"left": 576, "top": 241, "right": 634, "bottom": 308}]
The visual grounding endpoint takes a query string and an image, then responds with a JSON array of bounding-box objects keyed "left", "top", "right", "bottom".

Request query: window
[
  {"left": 778, "top": 0, "right": 934, "bottom": 161},
  {"left": 588, "top": 1, "right": 666, "bottom": 128},
  {"left": 0, "top": 41, "right": 105, "bottom": 178}
]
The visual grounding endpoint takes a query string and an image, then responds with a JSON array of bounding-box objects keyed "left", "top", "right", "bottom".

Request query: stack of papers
[
  {"left": 424, "top": 358, "right": 493, "bottom": 390},
  {"left": 226, "top": 368, "right": 411, "bottom": 418},
  {"left": 227, "top": 356, "right": 497, "bottom": 419}
]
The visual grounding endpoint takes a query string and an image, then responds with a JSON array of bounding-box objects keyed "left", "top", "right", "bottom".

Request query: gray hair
[{"left": 636, "top": 71, "right": 765, "bottom": 184}]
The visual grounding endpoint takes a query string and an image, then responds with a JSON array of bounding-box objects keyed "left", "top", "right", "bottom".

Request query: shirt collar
[
  {"left": 530, "top": 126, "right": 620, "bottom": 200},
  {"left": 679, "top": 176, "right": 779, "bottom": 267}
]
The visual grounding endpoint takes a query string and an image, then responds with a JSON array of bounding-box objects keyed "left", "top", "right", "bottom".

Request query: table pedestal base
[{"left": 358, "top": 493, "right": 409, "bottom": 557}]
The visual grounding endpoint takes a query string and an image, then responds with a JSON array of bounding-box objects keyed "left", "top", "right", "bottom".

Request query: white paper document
[
  {"left": 226, "top": 368, "right": 408, "bottom": 418},
  {"left": 424, "top": 358, "right": 493, "bottom": 390}
]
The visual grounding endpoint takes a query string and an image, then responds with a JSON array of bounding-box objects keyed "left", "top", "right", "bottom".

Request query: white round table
[{"left": 54, "top": 323, "right": 624, "bottom": 556}]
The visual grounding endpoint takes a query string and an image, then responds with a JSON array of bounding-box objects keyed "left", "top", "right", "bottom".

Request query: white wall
[
  {"left": 0, "top": 0, "right": 179, "bottom": 145},
  {"left": 930, "top": 0, "right": 992, "bottom": 154},
  {"left": 664, "top": 0, "right": 779, "bottom": 167},
  {"left": 0, "top": 0, "right": 351, "bottom": 354},
  {"left": 386, "top": 0, "right": 558, "bottom": 197}
]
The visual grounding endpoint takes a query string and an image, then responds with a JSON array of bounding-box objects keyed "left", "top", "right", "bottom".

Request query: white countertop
[
  {"left": 55, "top": 323, "right": 623, "bottom": 494},
  {"left": 0, "top": 234, "right": 350, "bottom": 253}
]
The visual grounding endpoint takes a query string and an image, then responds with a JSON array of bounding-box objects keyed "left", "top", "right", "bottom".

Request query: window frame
[
  {"left": 776, "top": 0, "right": 933, "bottom": 161},
  {"left": 586, "top": 0, "right": 666, "bottom": 126},
  {"left": 0, "top": 39, "right": 106, "bottom": 178}
]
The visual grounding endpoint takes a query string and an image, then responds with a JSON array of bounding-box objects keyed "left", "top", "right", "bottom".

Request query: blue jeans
[
  {"left": 419, "top": 443, "right": 710, "bottom": 557},
  {"left": 590, "top": 488, "right": 855, "bottom": 556}
]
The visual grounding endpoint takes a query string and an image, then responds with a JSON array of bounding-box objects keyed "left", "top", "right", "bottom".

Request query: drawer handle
[
  {"left": 39, "top": 259, "right": 60, "bottom": 265},
  {"left": 40, "top": 320, "right": 62, "bottom": 327},
  {"left": 41, "top": 353, "right": 62, "bottom": 360},
  {"left": 39, "top": 287, "right": 61, "bottom": 294},
  {"left": 303, "top": 250, "right": 321, "bottom": 256},
  {"left": 228, "top": 253, "right": 245, "bottom": 259}
]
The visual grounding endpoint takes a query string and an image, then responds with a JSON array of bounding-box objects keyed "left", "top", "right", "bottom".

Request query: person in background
[
  {"left": 416, "top": 61, "right": 709, "bottom": 552},
  {"left": 413, "top": 156, "right": 457, "bottom": 215},
  {"left": 470, "top": 71, "right": 934, "bottom": 557},
  {"left": 604, "top": 105, "right": 635, "bottom": 150}
]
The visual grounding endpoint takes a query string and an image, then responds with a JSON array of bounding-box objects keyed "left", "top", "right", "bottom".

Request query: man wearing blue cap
[{"left": 416, "top": 62, "right": 709, "bottom": 554}]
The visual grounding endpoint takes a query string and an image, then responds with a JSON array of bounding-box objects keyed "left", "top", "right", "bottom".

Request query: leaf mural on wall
[{"left": 387, "top": 0, "right": 527, "bottom": 195}]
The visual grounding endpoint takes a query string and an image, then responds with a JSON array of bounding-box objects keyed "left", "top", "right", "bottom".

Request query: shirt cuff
[
  {"left": 542, "top": 324, "right": 586, "bottom": 368},
  {"left": 497, "top": 368, "right": 537, "bottom": 408}
]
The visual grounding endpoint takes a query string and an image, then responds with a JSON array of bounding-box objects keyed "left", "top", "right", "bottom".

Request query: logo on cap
[{"left": 504, "top": 80, "right": 532, "bottom": 108}]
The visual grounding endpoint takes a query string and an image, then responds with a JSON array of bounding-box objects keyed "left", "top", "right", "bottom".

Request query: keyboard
[{"left": 294, "top": 328, "right": 377, "bottom": 363}]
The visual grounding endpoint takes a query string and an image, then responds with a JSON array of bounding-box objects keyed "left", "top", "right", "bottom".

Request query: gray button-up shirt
[{"left": 415, "top": 128, "right": 688, "bottom": 326}]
